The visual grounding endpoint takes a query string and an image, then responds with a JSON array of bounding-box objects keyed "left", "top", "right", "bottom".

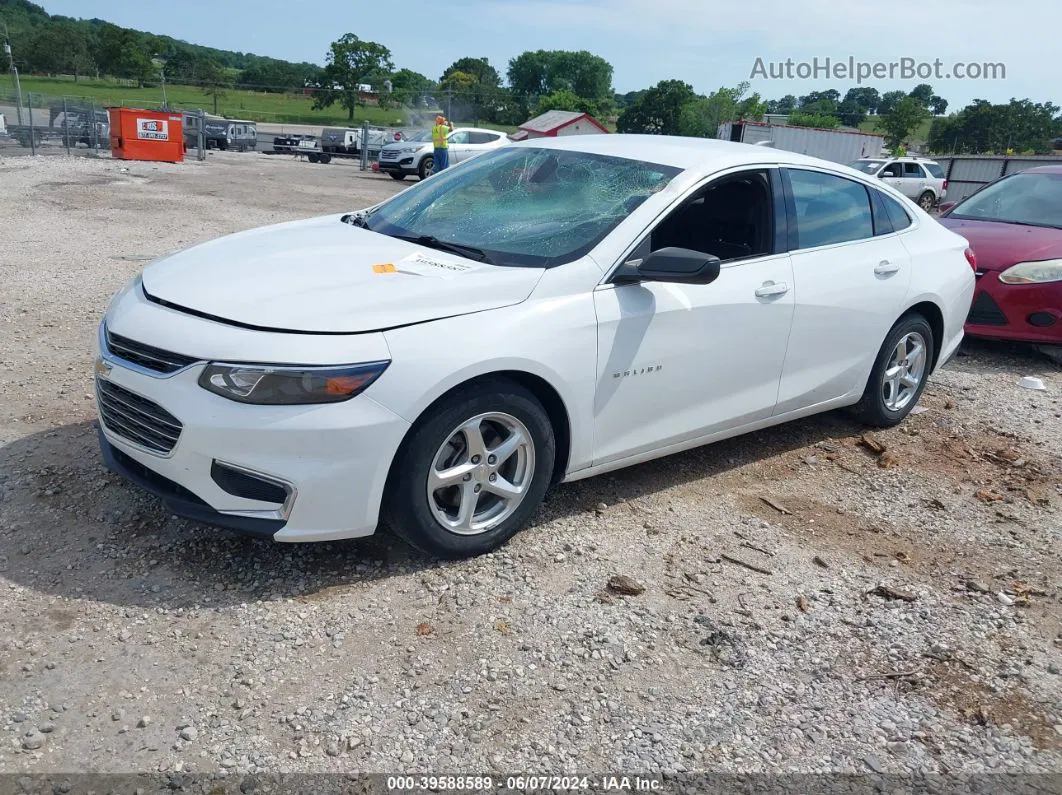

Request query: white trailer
[{"left": 719, "top": 121, "right": 886, "bottom": 165}]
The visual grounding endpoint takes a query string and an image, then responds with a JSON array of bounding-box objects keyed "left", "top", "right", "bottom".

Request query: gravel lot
[{"left": 1, "top": 151, "right": 1061, "bottom": 780}]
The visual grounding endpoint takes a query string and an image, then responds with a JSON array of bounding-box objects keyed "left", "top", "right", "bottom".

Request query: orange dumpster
[{"left": 108, "top": 108, "right": 184, "bottom": 163}]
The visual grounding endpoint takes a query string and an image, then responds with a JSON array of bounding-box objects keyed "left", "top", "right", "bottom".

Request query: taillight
[
  {"left": 964, "top": 247, "right": 977, "bottom": 271},
  {"left": 943, "top": 179, "right": 949, "bottom": 191}
]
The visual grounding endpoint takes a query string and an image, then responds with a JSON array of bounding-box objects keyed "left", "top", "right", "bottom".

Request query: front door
[
  {"left": 591, "top": 168, "right": 796, "bottom": 465},
  {"left": 446, "top": 131, "right": 473, "bottom": 162}
]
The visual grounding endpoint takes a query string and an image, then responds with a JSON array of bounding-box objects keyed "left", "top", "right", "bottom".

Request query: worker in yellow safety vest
[{"left": 431, "top": 115, "right": 455, "bottom": 173}]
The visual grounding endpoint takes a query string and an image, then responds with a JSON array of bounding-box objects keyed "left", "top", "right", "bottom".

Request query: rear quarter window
[{"left": 924, "top": 163, "right": 946, "bottom": 179}]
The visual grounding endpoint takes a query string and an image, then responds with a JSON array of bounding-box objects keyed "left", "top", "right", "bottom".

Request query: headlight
[
  {"left": 998, "top": 259, "right": 1062, "bottom": 285},
  {"left": 199, "top": 361, "right": 390, "bottom": 405}
]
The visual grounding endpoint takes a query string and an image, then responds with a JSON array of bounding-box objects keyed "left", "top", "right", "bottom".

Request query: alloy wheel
[
  {"left": 427, "top": 412, "right": 535, "bottom": 535},
  {"left": 881, "top": 331, "right": 927, "bottom": 412}
]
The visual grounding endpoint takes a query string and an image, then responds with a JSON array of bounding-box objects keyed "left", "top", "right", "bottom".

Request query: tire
[
  {"left": 389, "top": 172, "right": 406, "bottom": 180},
  {"left": 918, "top": 191, "right": 935, "bottom": 211},
  {"left": 852, "top": 314, "right": 936, "bottom": 428},
  {"left": 418, "top": 155, "right": 434, "bottom": 180},
  {"left": 307, "top": 153, "right": 320, "bottom": 164},
  {"left": 319, "top": 154, "right": 332, "bottom": 164},
  {"left": 383, "top": 379, "right": 556, "bottom": 559}
]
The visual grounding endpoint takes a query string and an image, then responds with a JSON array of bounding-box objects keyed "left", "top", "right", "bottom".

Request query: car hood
[
  {"left": 140, "top": 214, "right": 544, "bottom": 333},
  {"left": 938, "top": 217, "right": 1062, "bottom": 271},
  {"left": 381, "top": 140, "right": 430, "bottom": 152}
]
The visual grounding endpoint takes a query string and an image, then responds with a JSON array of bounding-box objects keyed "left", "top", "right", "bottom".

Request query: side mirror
[
  {"left": 937, "top": 201, "right": 956, "bottom": 215},
  {"left": 614, "top": 247, "right": 722, "bottom": 286}
]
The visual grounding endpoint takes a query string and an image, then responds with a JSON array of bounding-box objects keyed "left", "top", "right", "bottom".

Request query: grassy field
[
  {"left": 2, "top": 74, "right": 515, "bottom": 131},
  {"left": 859, "top": 116, "right": 934, "bottom": 143}
]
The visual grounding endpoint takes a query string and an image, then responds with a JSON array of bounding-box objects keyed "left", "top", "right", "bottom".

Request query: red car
[{"left": 937, "top": 165, "right": 1062, "bottom": 346}]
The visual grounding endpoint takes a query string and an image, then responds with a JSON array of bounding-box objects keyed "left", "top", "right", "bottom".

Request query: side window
[
  {"left": 643, "top": 170, "right": 776, "bottom": 263},
  {"left": 880, "top": 162, "right": 902, "bottom": 178},
  {"left": 468, "top": 132, "right": 500, "bottom": 144},
  {"left": 448, "top": 131, "right": 470, "bottom": 144},
  {"left": 881, "top": 192, "right": 913, "bottom": 231},
  {"left": 923, "top": 162, "right": 945, "bottom": 179},
  {"left": 903, "top": 162, "right": 925, "bottom": 178},
  {"left": 788, "top": 169, "right": 874, "bottom": 249}
]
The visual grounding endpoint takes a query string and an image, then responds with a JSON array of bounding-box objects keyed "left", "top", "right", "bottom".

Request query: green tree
[
  {"left": 880, "top": 96, "right": 930, "bottom": 148},
  {"left": 536, "top": 88, "right": 590, "bottom": 115},
  {"left": 927, "top": 98, "right": 1062, "bottom": 154},
  {"left": 313, "top": 33, "right": 394, "bottom": 121},
  {"left": 507, "top": 49, "right": 613, "bottom": 119},
  {"left": 877, "top": 90, "right": 906, "bottom": 116},
  {"left": 788, "top": 112, "right": 841, "bottom": 129},
  {"left": 200, "top": 59, "right": 233, "bottom": 115},
  {"left": 616, "top": 79, "right": 697, "bottom": 134},
  {"left": 387, "top": 68, "right": 435, "bottom": 108},
  {"left": 844, "top": 87, "right": 881, "bottom": 115},
  {"left": 26, "top": 22, "right": 93, "bottom": 80},
  {"left": 766, "top": 94, "right": 798, "bottom": 114},
  {"left": 678, "top": 82, "right": 765, "bottom": 137},
  {"left": 439, "top": 57, "right": 503, "bottom": 122}
]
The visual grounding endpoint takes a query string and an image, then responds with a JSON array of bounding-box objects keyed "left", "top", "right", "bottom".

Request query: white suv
[
  {"left": 377, "top": 127, "right": 510, "bottom": 180},
  {"left": 848, "top": 157, "right": 948, "bottom": 211}
]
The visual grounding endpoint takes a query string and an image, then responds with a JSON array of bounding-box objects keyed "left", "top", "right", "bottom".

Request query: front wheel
[
  {"left": 383, "top": 380, "right": 556, "bottom": 558},
  {"left": 918, "top": 191, "right": 935, "bottom": 212},
  {"left": 418, "top": 155, "right": 434, "bottom": 180},
  {"left": 852, "top": 314, "right": 935, "bottom": 428}
]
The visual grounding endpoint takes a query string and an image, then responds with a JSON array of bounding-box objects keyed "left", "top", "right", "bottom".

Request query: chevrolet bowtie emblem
[{"left": 95, "top": 356, "right": 113, "bottom": 378}]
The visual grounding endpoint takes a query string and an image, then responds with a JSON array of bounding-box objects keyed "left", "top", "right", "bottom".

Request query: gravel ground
[{"left": 0, "top": 151, "right": 1061, "bottom": 779}]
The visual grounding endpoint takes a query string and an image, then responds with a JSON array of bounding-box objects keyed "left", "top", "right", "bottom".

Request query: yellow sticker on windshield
[{"left": 373, "top": 263, "right": 396, "bottom": 274}]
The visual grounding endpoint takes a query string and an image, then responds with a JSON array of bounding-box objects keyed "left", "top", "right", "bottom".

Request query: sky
[{"left": 37, "top": 0, "right": 1060, "bottom": 110}]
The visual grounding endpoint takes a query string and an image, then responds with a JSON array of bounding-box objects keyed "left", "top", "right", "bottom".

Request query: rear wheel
[
  {"left": 307, "top": 153, "right": 320, "bottom": 164},
  {"left": 319, "top": 153, "right": 332, "bottom": 164},
  {"left": 918, "top": 191, "right": 935, "bottom": 211},
  {"left": 383, "top": 380, "right": 556, "bottom": 559},
  {"left": 418, "top": 155, "right": 434, "bottom": 180},
  {"left": 852, "top": 314, "right": 935, "bottom": 428}
]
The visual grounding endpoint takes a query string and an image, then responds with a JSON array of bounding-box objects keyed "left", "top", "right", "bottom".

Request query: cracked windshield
[{"left": 364, "top": 148, "right": 681, "bottom": 267}]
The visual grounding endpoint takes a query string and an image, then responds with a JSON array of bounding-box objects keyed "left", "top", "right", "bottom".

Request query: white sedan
[{"left": 95, "top": 135, "right": 976, "bottom": 558}]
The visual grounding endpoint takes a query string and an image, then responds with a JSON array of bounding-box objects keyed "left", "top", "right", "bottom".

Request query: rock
[
  {"left": 965, "top": 580, "right": 991, "bottom": 594},
  {"left": 326, "top": 742, "right": 341, "bottom": 757},
  {"left": 137, "top": 716, "right": 151, "bottom": 728},
  {"left": 863, "top": 755, "right": 885, "bottom": 774},
  {"left": 22, "top": 733, "right": 44, "bottom": 750},
  {"left": 401, "top": 749, "right": 414, "bottom": 764},
  {"left": 997, "top": 593, "right": 1015, "bottom": 606},
  {"left": 1047, "top": 663, "right": 1060, "bottom": 675},
  {"left": 607, "top": 575, "right": 645, "bottom": 596},
  {"left": 347, "top": 736, "right": 364, "bottom": 751},
  {"left": 179, "top": 726, "right": 198, "bottom": 742},
  {"left": 38, "top": 723, "right": 55, "bottom": 734}
]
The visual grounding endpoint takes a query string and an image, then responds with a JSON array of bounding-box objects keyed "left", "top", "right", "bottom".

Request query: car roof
[
  {"left": 1024, "top": 164, "right": 1062, "bottom": 175},
  {"left": 453, "top": 127, "right": 505, "bottom": 134},
  {"left": 508, "top": 133, "right": 881, "bottom": 174}
]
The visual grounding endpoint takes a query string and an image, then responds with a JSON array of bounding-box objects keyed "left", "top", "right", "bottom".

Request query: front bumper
[
  {"left": 965, "top": 278, "right": 1062, "bottom": 345},
  {"left": 95, "top": 333, "right": 411, "bottom": 543},
  {"left": 377, "top": 153, "right": 418, "bottom": 174}
]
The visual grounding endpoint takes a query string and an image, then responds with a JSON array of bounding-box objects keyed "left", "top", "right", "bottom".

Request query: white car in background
[
  {"left": 95, "top": 136, "right": 975, "bottom": 558},
  {"left": 377, "top": 126, "right": 510, "bottom": 180},
  {"left": 849, "top": 156, "right": 949, "bottom": 211}
]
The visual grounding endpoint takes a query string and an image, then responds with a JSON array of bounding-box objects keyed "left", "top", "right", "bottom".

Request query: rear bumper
[{"left": 965, "top": 279, "right": 1062, "bottom": 344}]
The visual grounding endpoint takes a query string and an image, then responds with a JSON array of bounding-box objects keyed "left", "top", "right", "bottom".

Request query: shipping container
[{"left": 719, "top": 121, "right": 885, "bottom": 165}]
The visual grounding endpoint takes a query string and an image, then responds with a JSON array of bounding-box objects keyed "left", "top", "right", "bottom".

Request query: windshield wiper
[
  {"left": 393, "top": 234, "right": 494, "bottom": 264},
  {"left": 341, "top": 212, "right": 371, "bottom": 229}
]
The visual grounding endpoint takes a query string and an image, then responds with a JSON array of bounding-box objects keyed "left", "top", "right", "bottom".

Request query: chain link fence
[{"left": 0, "top": 93, "right": 110, "bottom": 158}]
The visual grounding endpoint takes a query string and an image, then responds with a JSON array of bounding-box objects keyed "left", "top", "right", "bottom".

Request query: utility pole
[
  {"left": 3, "top": 23, "right": 25, "bottom": 127},
  {"left": 447, "top": 86, "right": 452, "bottom": 121}
]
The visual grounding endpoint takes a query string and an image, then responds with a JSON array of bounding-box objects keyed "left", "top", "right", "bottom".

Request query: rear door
[
  {"left": 446, "top": 130, "right": 473, "bottom": 162},
  {"left": 774, "top": 167, "right": 914, "bottom": 414},
  {"left": 900, "top": 162, "right": 929, "bottom": 200}
]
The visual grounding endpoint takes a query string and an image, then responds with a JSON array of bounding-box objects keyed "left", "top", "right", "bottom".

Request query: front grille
[
  {"left": 380, "top": 150, "right": 399, "bottom": 160},
  {"left": 96, "top": 378, "right": 183, "bottom": 455},
  {"left": 106, "top": 330, "right": 198, "bottom": 374},
  {"left": 967, "top": 291, "right": 1009, "bottom": 326}
]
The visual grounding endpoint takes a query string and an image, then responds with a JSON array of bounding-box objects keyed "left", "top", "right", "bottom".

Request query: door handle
[
  {"left": 755, "top": 281, "right": 789, "bottom": 298},
  {"left": 874, "top": 260, "right": 900, "bottom": 276}
]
